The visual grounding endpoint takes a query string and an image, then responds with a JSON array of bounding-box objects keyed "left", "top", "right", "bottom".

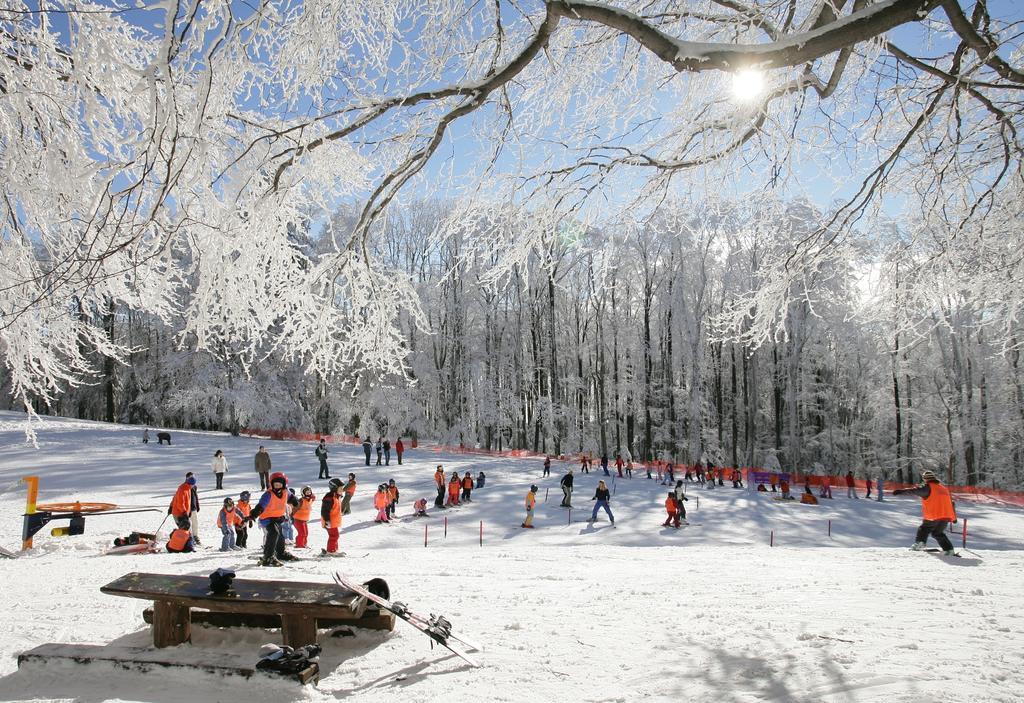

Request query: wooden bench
[{"left": 101, "top": 572, "right": 383, "bottom": 648}]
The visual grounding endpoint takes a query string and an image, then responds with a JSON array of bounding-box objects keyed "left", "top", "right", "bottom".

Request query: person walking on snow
[
  {"left": 522, "top": 485, "right": 538, "bottom": 528},
  {"left": 341, "top": 473, "right": 357, "bottom": 515},
  {"left": 321, "top": 478, "right": 343, "bottom": 554},
  {"left": 315, "top": 439, "right": 330, "bottom": 480},
  {"left": 560, "top": 469, "right": 574, "bottom": 508},
  {"left": 186, "top": 472, "right": 202, "bottom": 546},
  {"left": 362, "top": 436, "right": 372, "bottom": 466},
  {"left": 865, "top": 477, "right": 873, "bottom": 499},
  {"left": 375, "top": 438, "right": 383, "bottom": 465},
  {"left": 247, "top": 472, "right": 300, "bottom": 566},
  {"left": 845, "top": 470, "right": 858, "bottom": 499},
  {"left": 590, "top": 480, "right": 614, "bottom": 524},
  {"left": 615, "top": 454, "right": 624, "bottom": 477},
  {"left": 255, "top": 446, "right": 272, "bottom": 490},
  {"left": 663, "top": 492, "right": 680, "bottom": 528},
  {"left": 216, "top": 497, "right": 244, "bottom": 551},
  {"left": 395, "top": 437, "right": 404, "bottom": 465},
  {"left": 293, "top": 486, "right": 316, "bottom": 548},
  {"left": 601, "top": 453, "right": 610, "bottom": 476},
  {"left": 892, "top": 470, "right": 957, "bottom": 554},
  {"left": 212, "top": 450, "right": 228, "bottom": 490},
  {"left": 383, "top": 439, "right": 392, "bottom": 465},
  {"left": 461, "top": 471, "right": 474, "bottom": 502}
]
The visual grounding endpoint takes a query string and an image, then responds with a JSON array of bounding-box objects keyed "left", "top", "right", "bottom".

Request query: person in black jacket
[
  {"left": 590, "top": 479, "right": 614, "bottom": 524},
  {"left": 315, "top": 439, "right": 330, "bottom": 480},
  {"left": 362, "top": 436, "right": 372, "bottom": 466},
  {"left": 560, "top": 469, "right": 574, "bottom": 507}
]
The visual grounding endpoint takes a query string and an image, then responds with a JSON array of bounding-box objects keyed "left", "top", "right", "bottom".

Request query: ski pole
[{"left": 152, "top": 513, "right": 170, "bottom": 539}]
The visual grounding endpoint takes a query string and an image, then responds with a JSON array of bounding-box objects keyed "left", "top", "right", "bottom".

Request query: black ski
[{"left": 333, "top": 573, "right": 480, "bottom": 666}]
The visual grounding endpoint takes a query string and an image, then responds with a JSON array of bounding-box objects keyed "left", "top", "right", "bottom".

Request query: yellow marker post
[{"left": 22, "top": 475, "right": 39, "bottom": 550}]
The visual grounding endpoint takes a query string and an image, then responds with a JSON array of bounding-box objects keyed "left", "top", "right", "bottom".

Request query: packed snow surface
[{"left": 1, "top": 412, "right": 1022, "bottom": 702}]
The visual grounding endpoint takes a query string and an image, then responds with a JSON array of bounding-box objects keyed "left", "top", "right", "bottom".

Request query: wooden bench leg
[
  {"left": 280, "top": 614, "right": 316, "bottom": 648},
  {"left": 152, "top": 600, "right": 191, "bottom": 648}
]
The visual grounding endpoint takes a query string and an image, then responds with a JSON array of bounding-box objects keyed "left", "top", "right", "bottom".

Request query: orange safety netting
[{"left": 240, "top": 427, "right": 1024, "bottom": 507}]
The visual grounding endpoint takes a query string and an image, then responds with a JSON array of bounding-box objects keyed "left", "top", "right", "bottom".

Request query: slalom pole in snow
[
  {"left": 545, "top": 487, "right": 549, "bottom": 503},
  {"left": 963, "top": 518, "right": 968, "bottom": 549},
  {"left": 479, "top": 521, "right": 483, "bottom": 547},
  {"left": 828, "top": 519, "right": 831, "bottom": 538},
  {"left": 770, "top": 530, "right": 774, "bottom": 547},
  {"left": 444, "top": 516, "right": 447, "bottom": 538},
  {"left": 424, "top": 524, "right": 428, "bottom": 547}
]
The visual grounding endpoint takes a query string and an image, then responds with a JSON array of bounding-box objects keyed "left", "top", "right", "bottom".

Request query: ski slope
[{"left": 1, "top": 411, "right": 1022, "bottom": 703}]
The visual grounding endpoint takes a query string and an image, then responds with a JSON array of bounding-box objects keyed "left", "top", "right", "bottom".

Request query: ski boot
[
  {"left": 910, "top": 542, "right": 926, "bottom": 551},
  {"left": 278, "top": 552, "right": 299, "bottom": 562},
  {"left": 258, "top": 556, "right": 284, "bottom": 567}
]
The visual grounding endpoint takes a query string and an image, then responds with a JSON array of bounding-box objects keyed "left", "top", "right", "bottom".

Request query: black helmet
[
  {"left": 530, "top": 484, "right": 538, "bottom": 492},
  {"left": 328, "top": 478, "right": 343, "bottom": 491},
  {"left": 239, "top": 491, "right": 251, "bottom": 500}
]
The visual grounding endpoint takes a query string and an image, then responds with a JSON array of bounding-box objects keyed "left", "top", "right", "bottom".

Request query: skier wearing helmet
[
  {"left": 321, "top": 478, "right": 344, "bottom": 555},
  {"left": 248, "top": 472, "right": 301, "bottom": 566},
  {"left": 293, "top": 486, "right": 316, "bottom": 549},
  {"left": 892, "top": 470, "right": 958, "bottom": 555}
]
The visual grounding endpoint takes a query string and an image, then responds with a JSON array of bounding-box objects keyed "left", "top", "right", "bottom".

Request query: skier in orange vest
[{"left": 893, "top": 470, "right": 957, "bottom": 554}]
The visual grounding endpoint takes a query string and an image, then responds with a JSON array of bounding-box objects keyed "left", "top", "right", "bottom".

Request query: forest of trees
[{"left": 6, "top": 196, "right": 1020, "bottom": 490}]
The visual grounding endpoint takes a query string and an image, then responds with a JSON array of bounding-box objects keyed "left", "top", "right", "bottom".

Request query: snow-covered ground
[{"left": 1, "top": 411, "right": 1022, "bottom": 703}]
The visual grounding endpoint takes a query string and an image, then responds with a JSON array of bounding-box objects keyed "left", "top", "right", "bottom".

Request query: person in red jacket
[
  {"left": 395, "top": 437, "right": 405, "bottom": 465},
  {"left": 845, "top": 470, "right": 858, "bottom": 499},
  {"left": 893, "top": 470, "right": 957, "bottom": 554}
]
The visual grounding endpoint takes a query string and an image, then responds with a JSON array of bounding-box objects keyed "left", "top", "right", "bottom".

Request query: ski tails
[{"left": 333, "top": 573, "right": 480, "bottom": 666}]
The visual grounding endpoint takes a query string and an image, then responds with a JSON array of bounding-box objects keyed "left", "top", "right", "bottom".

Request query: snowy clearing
[{"left": 1, "top": 412, "right": 1023, "bottom": 703}]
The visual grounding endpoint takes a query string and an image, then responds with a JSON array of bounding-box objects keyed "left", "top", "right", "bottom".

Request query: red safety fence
[{"left": 240, "top": 427, "right": 1024, "bottom": 507}]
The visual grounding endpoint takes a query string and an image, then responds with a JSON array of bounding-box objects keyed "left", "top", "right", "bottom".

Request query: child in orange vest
[
  {"left": 461, "top": 472, "right": 474, "bottom": 502},
  {"left": 216, "top": 497, "right": 244, "bottom": 551},
  {"left": 663, "top": 492, "right": 680, "bottom": 528},
  {"left": 374, "top": 484, "right": 390, "bottom": 523},
  {"left": 522, "top": 485, "right": 538, "bottom": 528},
  {"left": 293, "top": 486, "right": 316, "bottom": 548},
  {"left": 387, "top": 479, "right": 399, "bottom": 517},
  {"left": 235, "top": 491, "right": 251, "bottom": 548},
  {"left": 413, "top": 498, "right": 428, "bottom": 517},
  {"left": 447, "top": 472, "right": 461, "bottom": 506}
]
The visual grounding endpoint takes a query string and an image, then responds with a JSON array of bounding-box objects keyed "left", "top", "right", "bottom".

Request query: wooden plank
[
  {"left": 101, "top": 572, "right": 367, "bottom": 619},
  {"left": 143, "top": 606, "right": 395, "bottom": 631},
  {"left": 280, "top": 613, "right": 317, "bottom": 648},
  {"left": 17, "top": 643, "right": 319, "bottom": 685}
]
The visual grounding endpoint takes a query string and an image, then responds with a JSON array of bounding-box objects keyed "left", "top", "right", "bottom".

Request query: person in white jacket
[{"left": 212, "top": 450, "right": 228, "bottom": 490}]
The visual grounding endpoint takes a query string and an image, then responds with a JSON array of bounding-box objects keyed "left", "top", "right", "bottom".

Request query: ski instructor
[{"left": 892, "top": 470, "right": 957, "bottom": 555}]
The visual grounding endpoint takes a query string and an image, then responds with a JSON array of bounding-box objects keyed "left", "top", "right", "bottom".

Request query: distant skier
[
  {"left": 560, "top": 469, "right": 574, "bottom": 507},
  {"left": 477, "top": 471, "right": 486, "bottom": 489},
  {"left": 461, "top": 471, "right": 474, "bottom": 502},
  {"left": 315, "top": 439, "right": 330, "bottom": 480},
  {"left": 447, "top": 472, "right": 461, "bottom": 506},
  {"left": 673, "top": 480, "right": 689, "bottom": 523},
  {"left": 247, "top": 472, "right": 300, "bottom": 567},
  {"left": 212, "top": 449, "right": 228, "bottom": 490},
  {"left": 892, "top": 470, "right": 957, "bottom": 554},
  {"left": 845, "top": 470, "right": 858, "bottom": 499},
  {"left": 865, "top": 477, "right": 873, "bottom": 499},
  {"left": 255, "top": 445, "right": 272, "bottom": 490},
  {"left": 601, "top": 453, "right": 610, "bottom": 476},
  {"left": 395, "top": 437, "right": 405, "bottom": 465},
  {"left": 522, "top": 485, "right": 538, "bottom": 528},
  {"left": 615, "top": 454, "right": 624, "bottom": 477},
  {"left": 362, "top": 436, "right": 372, "bottom": 466},
  {"left": 341, "top": 473, "right": 357, "bottom": 515},
  {"left": 383, "top": 439, "right": 392, "bottom": 465},
  {"left": 375, "top": 438, "right": 383, "bottom": 466},
  {"left": 590, "top": 480, "right": 614, "bottom": 524},
  {"left": 819, "top": 476, "right": 833, "bottom": 499},
  {"left": 543, "top": 456, "right": 551, "bottom": 477},
  {"left": 387, "top": 479, "right": 399, "bottom": 517},
  {"left": 142, "top": 428, "right": 150, "bottom": 444},
  {"left": 434, "top": 465, "right": 446, "bottom": 508},
  {"left": 321, "top": 478, "right": 343, "bottom": 554}
]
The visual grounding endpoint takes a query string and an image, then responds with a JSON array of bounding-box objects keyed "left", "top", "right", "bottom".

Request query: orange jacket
[
  {"left": 236, "top": 500, "right": 251, "bottom": 518},
  {"left": 665, "top": 496, "right": 677, "bottom": 513},
  {"left": 922, "top": 483, "right": 956, "bottom": 521},
  {"left": 387, "top": 486, "right": 398, "bottom": 502},
  {"left": 344, "top": 480, "right": 357, "bottom": 496},
  {"left": 216, "top": 507, "right": 243, "bottom": 528},
  {"left": 167, "top": 528, "right": 191, "bottom": 552},
  {"left": 435, "top": 470, "right": 445, "bottom": 487},
  {"left": 293, "top": 495, "right": 315, "bottom": 522},
  {"left": 525, "top": 491, "right": 536, "bottom": 509},
  {"left": 374, "top": 491, "right": 389, "bottom": 509},
  {"left": 462, "top": 476, "right": 473, "bottom": 489},
  {"left": 321, "top": 494, "right": 342, "bottom": 529},
  {"left": 169, "top": 483, "right": 191, "bottom": 518}
]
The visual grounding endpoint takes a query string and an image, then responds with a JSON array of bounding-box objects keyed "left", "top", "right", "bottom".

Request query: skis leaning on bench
[{"left": 333, "top": 573, "right": 480, "bottom": 667}]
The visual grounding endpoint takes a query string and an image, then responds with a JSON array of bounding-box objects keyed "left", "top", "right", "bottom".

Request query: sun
[{"left": 732, "top": 69, "right": 765, "bottom": 102}]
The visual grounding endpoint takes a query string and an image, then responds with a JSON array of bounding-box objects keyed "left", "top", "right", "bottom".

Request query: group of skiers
[
  {"left": 359, "top": 436, "right": 405, "bottom": 466},
  {"left": 433, "top": 466, "right": 486, "bottom": 508}
]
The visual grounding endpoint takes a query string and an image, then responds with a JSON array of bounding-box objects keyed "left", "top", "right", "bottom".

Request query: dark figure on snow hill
[
  {"left": 315, "top": 439, "right": 330, "bottom": 480},
  {"left": 375, "top": 438, "right": 383, "bottom": 465},
  {"left": 543, "top": 455, "right": 551, "bottom": 477},
  {"left": 590, "top": 480, "right": 614, "bottom": 524},
  {"left": 157, "top": 431, "right": 171, "bottom": 445},
  {"left": 892, "top": 470, "right": 958, "bottom": 555},
  {"left": 395, "top": 437, "right": 404, "bottom": 465},
  {"left": 383, "top": 439, "right": 391, "bottom": 465},
  {"left": 601, "top": 453, "right": 609, "bottom": 476},
  {"left": 560, "top": 469, "right": 574, "bottom": 507},
  {"left": 255, "top": 445, "right": 272, "bottom": 490},
  {"left": 477, "top": 471, "right": 486, "bottom": 489},
  {"left": 248, "top": 472, "right": 301, "bottom": 567},
  {"left": 142, "top": 428, "right": 150, "bottom": 444},
  {"left": 185, "top": 472, "right": 202, "bottom": 546},
  {"left": 362, "top": 436, "right": 372, "bottom": 466}
]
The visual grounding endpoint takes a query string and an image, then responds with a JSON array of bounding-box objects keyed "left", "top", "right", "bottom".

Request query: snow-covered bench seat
[{"left": 100, "top": 571, "right": 377, "bottom": 648}]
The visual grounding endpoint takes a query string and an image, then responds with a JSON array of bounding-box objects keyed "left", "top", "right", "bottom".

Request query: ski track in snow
[{"left": 1, "top": 411, "right": 1023, "bottom": 702}]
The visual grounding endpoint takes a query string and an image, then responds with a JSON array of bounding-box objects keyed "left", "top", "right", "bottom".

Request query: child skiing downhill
[
  {"left": 590, "top": 480, "right": 615, "bottom": 524},
  {"left": 216, "top": 497, "right": 244, "bottom": 551},
  {"left": 560, "top": 469, "right": 574, "bottom": 507},
  {"left": 892, "top": 470, "right": 958, "bottom": 555},
  {"left": 293, "top": 486, "right": 315, "bottom": 548},
  {"left": 522, "top": 485, "right": 538, "bottom": 528},
  {"left": 321, "top": 478, "right": 343, "bottom": 554},
  {"left": 374, "top": 484, "right": 391, "bottom": 523},
  {"left": 235, "top": 491, "right": 251, "bottom": 548},
  {"left": 247, "top": 472, "right": 301, "bottom": 567}
]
